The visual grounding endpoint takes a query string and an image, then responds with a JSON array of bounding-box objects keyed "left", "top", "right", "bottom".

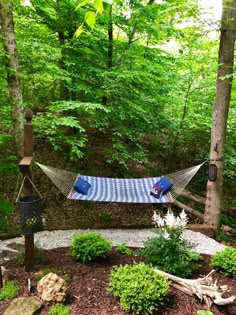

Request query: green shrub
[
  {"left": 210, "top": 247, "right": 236, "bottom": 278},
  {"left": 116, "top": 243, "right": 133, "bottom": 256},
  {"left": 16, "top": 242, "right": 46, "bottom": 266},
  {"left": 140, "top": 228, "right": 202, "bottom": 277},
  {"left": 69, "top": 232, "right": 112, "bottom": 263},
  {"left": 49, "top": 303, "right": 70, "bottom": 315},
  {"left": 108, "top": 262, "right": 169, "bottom": 314},
  {"left": 0, "top": 281, "right": 19, "bottom": 300}
]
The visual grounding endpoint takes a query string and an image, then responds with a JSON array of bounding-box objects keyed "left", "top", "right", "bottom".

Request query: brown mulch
[{"left": 0, "top": 247, "right": 236, "bottom": 315}]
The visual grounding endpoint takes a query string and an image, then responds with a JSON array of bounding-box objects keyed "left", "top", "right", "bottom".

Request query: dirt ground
[{"left": 0, "top": 246, "right": 236, "bottom": 315}]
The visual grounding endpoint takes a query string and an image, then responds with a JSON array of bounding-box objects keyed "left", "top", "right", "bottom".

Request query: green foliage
[
  {"left": 2, "top": 0, "right": 236, "bottom": 197},
  {"left": 221, "top": 212, "right": 236, "bottom": 229},
  {"left": 0, "top": 196, "right": 14, "bottom": 232},
  {"left": 197, "top": 310, "right": 214, "bottom": 315},
  {"left": 69, "top": 232, "right": 112, "bottom": 263},
  {"left": 49, "top": 303, "right": 70, "bottom": 315},
  {"left": 16, "top": 242, "right": 46, "bottom": 266},
  {"left": 0, "top": 281, "right": 19, "bottom": 300},
  {"left": 140, "top": 228, "right": 202, "bottom": 277},
  {"left": 33, "top": 101, "right": 109, "bottom": 161},
  {"left": 108, "top": 262, "right": 169, "bottom": 314},
  {"left": 116, "top": 243, "right": 133, "bottom": 256},
  {"left": 99, "top": 212, "right": 112, "bottom": 223},
  {"left": 210, "top": 247, "right": 236, "bottom": 278}
]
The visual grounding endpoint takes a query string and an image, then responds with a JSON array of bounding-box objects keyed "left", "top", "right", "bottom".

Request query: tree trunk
[
  {"left": 56, "top": 0, "right": 70, "bottom": 100},
  {"left": 204, "top": 0, "right": 236, "bottom": 234},
  {"left": 0, "top": 0, "right": 24, "bottom": 157}
]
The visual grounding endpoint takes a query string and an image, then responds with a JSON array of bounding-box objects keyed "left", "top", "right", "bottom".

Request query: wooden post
[
  {"left": 19, "top": 109, "right": 34, "bottom": 272},
  {"left": 0, "top": 253, "right": 3, "bottom": 288}
]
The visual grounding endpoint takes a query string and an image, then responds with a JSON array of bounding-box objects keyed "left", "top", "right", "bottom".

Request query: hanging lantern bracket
[{"left": 208, "top": 156, "right": 224, "bottom": 162}]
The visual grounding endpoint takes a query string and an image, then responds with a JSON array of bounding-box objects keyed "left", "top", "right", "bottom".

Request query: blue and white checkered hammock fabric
[
  {"left": 36, "top": 161, "right": 205, "bottom": 203},
  {"left": 68, "top": 176, "right": 172, "bottom": 203}
]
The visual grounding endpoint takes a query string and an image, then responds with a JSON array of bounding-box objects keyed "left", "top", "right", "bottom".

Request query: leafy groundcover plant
[
  {"left": 0, "top": 281, "right": 19, "bottom": 300},
  {"left": 140, "top": 209, "right": 202, "bottom": 277},
  {"left": 49, "top": 303, "right": 70, "bottom": 315},
  {"left": 69, "top": 232, "right": 112, "bottom": 263},
  {"left": 197, "top": 310, "right": 214, "bottom": 315},
  {"left": 210, "top": 247, "right": 236, "bottom": 278},
  {"left": 108, "top": 262, "right": 169, "bottom": 314},
  {"left": 116, "top": 243, "right": 133, "bottom": 256}
]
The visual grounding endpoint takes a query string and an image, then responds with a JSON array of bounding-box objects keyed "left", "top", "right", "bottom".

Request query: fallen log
[
  {"left": 0, "top": 232, "right": 22, "bottom": 240},
  {"left": 173, "top": 199, "right": 204, "bottom": 220},
  {"left": 180, "top": 189, "right": 205, "bottom": 204},
  {"left": 154, "top": 269, "right": 236, "bottom": 309}
]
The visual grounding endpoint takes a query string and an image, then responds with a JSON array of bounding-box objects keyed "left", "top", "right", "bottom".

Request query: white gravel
[{"left": 0, "top": 229, "right": 226, "bottom": 255}]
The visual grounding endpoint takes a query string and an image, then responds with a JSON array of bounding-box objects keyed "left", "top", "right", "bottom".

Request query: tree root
[{"left": 154, "top": 269, "right": 236, "bottom": 308}]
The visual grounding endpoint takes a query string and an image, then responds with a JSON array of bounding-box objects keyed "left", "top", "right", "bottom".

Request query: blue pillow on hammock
[
  {"left": 73, "top": 176, "right": 91, "bottom": 195},
  {"left": 150, "top": 176, "right": 173, "bottom": 199}
]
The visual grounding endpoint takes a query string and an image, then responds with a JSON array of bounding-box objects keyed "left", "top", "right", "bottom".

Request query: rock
[
  {"left": 37, "top": 272, "right": 66, "bottom": 303},
  {"left": 4, "top": 296, "right": 43, "bottom": 315}
]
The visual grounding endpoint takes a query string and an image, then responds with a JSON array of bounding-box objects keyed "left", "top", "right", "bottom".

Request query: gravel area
[{"left": 0, "top": 229, "right": 226, "bottom": 255}]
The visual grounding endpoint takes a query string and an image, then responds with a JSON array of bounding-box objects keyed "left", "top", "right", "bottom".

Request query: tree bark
[
  {"left": 0, "top": 0, "right": 24, "bottom": 157},
  {"left": 204, "top": 0, "right": 236, "bottom": 234}
]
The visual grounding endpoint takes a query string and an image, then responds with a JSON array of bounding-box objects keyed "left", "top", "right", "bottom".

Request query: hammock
[{"left": 36, "top": 161, "right": 205, "bottom": 204}]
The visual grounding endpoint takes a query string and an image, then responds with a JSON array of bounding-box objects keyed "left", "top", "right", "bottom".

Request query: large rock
[
  {"left": 4, "top": 296, "right": 43, "bottom": 315},
  {"left": 37, "top": 272, "right": 66, "bottom": 303}
]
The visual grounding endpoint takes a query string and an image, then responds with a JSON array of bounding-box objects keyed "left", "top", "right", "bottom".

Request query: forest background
[{"left": 0, "top": 0, "right": 236, "bottom": 233}]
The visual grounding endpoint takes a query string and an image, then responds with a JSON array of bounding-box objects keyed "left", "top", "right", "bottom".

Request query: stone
[
  {"left": 4, "top": 296, "right": 43, "bottom": 315},
  {"left": 37, "top": 272, "right": 66, "bottom": 303}
]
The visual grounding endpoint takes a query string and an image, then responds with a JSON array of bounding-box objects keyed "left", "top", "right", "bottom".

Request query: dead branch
[
  {"left": 173, "top": 199, "right": 204, "bottom": 220},
  {"left": 180, "top": 189, "right": 206, "bottom": 204},
  {"left": 154, "top": 269, "right": 236, "bottom": 309}
]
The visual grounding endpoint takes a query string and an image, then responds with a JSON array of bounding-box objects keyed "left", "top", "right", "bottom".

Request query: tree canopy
[{"left": 0, "top": 0, "right": 236, "bottom": 201}]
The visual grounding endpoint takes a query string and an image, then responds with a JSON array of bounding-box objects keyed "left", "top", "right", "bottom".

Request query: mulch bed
[{"left": 0, "top": 246, "right": 236, "bottom": 315}]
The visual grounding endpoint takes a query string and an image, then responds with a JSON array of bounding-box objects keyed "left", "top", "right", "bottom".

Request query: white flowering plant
[{"left": 140, "top": 208, "right": 202, "bottom": 277}]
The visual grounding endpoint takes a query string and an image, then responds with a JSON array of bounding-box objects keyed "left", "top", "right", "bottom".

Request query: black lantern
[{"left": 208, "top": 164, "right": 217, "bottom": 181}]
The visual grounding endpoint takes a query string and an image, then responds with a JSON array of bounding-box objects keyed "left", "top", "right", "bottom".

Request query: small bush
[
  {"left": 210, "top": 247, "right": 236, "bottom": 278},
  {"left": 0, "top": 281, "right": 19, "bottom": 300},
  {"left": 140, "top": 228, "right": 202, "bottom": 277},
  {"left": 108, "top": 262, "right": 169, "bottom": 314},
  {"left": 16, "top": 242, "right": 46, "bottom": 266},
  {"left": 69, "top": 232, "right": 112, "bottom": 263},
  {"left": 49, "top": 303, "right": 70, "bottom": 315},
  {"left": 116, "top": 243, "right": 133, "bottom": 256}
]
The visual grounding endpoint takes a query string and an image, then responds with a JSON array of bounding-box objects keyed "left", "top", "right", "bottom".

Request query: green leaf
[
  {"left": 94, "top": 0, "right": 104, "bottom": 14},
  {"left": 85, "top": 11, "right": 96, "bottom": 28},
  {"left": 76, "top": 0, "right": 91, "bottom": 10},
  {"left": 75, "top": 25, "right": 83, "bottom": 37}
]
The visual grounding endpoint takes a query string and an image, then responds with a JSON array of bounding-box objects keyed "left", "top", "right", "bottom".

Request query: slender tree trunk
[
  {"left": 102, "top": 6, "right": 113, "bottom": 105},
  {"left": 204, "top": 0, "right": 236, "bottom": 234},
  {"left": 0, "top": 0, "right": 24, "bottom": 157},
  {"left": 56, "top": 0, "right": 70, "bottom": 100}
]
